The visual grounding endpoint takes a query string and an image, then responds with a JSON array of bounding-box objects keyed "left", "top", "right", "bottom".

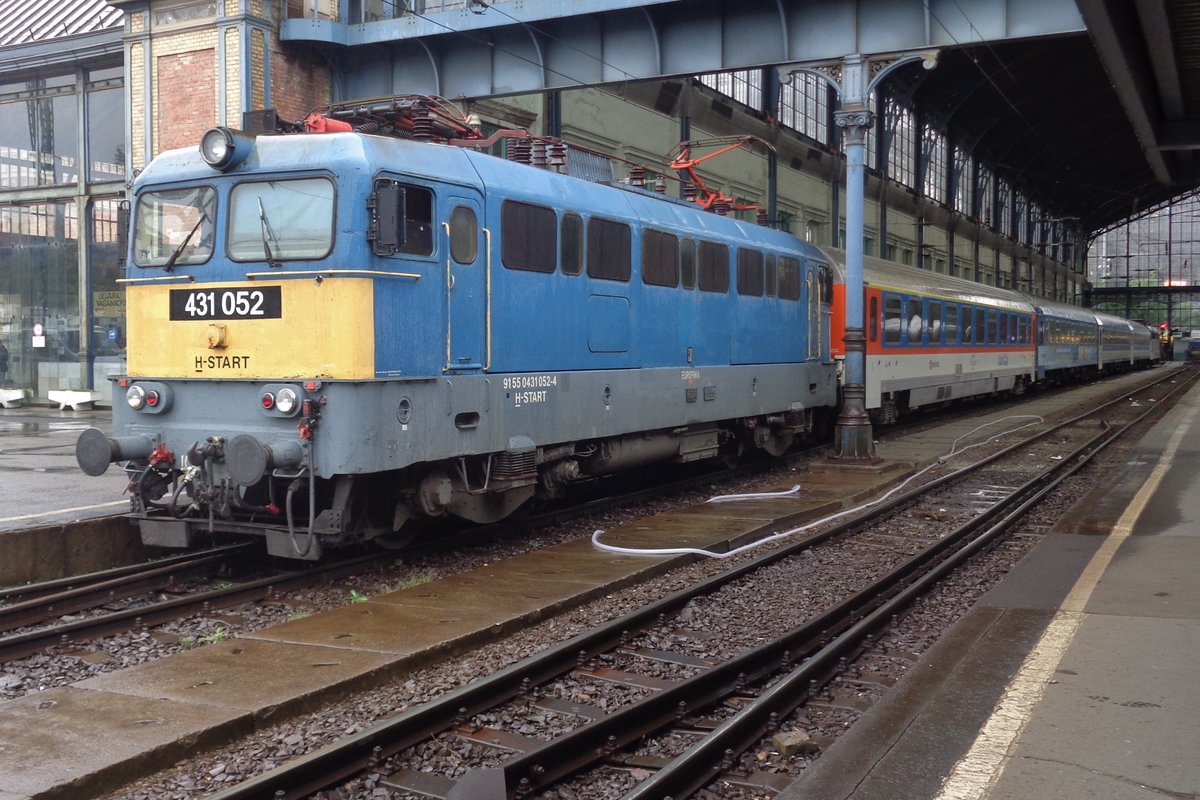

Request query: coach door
[{"left": 443, "top": 192, "right": 487, "bottom": 373}]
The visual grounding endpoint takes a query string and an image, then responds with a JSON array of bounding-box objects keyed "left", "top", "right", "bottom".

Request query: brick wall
[
  {"left": 271, "top": 47, "right": 330, "bottom": 121},
  {"left": 157, "top": 48, "right": 216, "bottom": 153}
]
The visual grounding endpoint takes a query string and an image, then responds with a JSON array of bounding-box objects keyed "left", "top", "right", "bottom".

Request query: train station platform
[{"left": 781, "top": 375, "right": 1200, "bottom": 800}]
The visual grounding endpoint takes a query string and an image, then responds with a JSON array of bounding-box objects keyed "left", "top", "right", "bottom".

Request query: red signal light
[
  {"left": 145, "top": 390, "right": 160, "bottom": 407},
  {"left": 261, "top": 392, "right": 275, "bottom": 410}
]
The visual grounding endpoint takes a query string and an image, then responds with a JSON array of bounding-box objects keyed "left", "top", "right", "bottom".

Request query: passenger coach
[{"left": 827, "top": 253, "right": 1036, "bottom": 425}]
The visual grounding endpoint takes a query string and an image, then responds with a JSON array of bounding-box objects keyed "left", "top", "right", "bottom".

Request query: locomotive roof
[
  {"left": 822, "top": 250, "right": 1034, "bottom": 313},
  {"left": 136, "top": 131, "right": 810, "bottom": 253}
]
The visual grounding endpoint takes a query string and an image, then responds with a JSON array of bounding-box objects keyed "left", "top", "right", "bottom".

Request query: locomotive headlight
[
  {"left": 200, "top": 128, "right": 232, "bottom": 167},
  {"left": 199, "top": 127, "right": 256, "bottom": 171},
  {"left": 274, "top": 387, "right": 299, "bottom": 414},
  {"left": 126, "top": 385, "right": 146, "bottom": 410}
]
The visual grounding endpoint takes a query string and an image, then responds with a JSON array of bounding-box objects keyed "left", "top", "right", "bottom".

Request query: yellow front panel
[{"left": 127, "top": 278, "right": 376, "bottom": 379}]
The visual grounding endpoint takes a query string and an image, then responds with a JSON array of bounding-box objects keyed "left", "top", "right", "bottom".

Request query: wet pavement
[{"left": 0, "top": 406, "right": 128, "bottom": 533}]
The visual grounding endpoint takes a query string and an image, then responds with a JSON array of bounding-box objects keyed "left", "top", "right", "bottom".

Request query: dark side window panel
[
  {"left": 561, "top": 212, "right": 583, "bottom": 275},
  {"left": 906, "top": 298, "right": 924, "bottom": 343},
  {"left": 869, "top": 296, "right": 878, "bottom": 341},
  {"left": 945, "top": 304, "right": 959, "bottom": 344},
  {"left": 587, "top": 217, "right": 632, "bottom": 281},
  {"left": 449, "top": 206, "right": 477, "bottom": 264},
  {"left": 698, "top": 242, "right": 730, "bottom": 293},
  {"left": 974, "top": 308, "right": 986, "bottom": 344},
  {"left": 501, "top": 200, "right": 557, "bottom": 273},
  {"left": 399, "top": 185, "right": 433, "bottom": 256},
  {"left": 680, "top": 238, "right": 696, "bottom": 289},
  {"left": 765, "top": 255, "right": 777, "bottom": 297},
  {"left": 928, "top": 300, "right": 942, "bottom": 344},
  {"left": 642, "top": 229, "right": 679, "bottom": 287},
  {"left": 736, "top": 249, "right": 764, "bottom": 296},
  {"left": 884, "top": 295, "right": 902, "bottom": 344},
  {"left": 778, "top": 256, "right": 801, "bottom": 300}
]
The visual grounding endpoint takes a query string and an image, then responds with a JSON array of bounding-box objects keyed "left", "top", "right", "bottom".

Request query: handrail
[
  {"left": 442, "top": 221, "right": 453, "bottom": 373},
  {"left": 244, "top": 269, "right": 419, "bottom": 280},
  {"left": 116, "top": 274, "right": 196, "bottom": 284},
  {"left": 484, "top": 226, "right": 493, "bottom": 371}
]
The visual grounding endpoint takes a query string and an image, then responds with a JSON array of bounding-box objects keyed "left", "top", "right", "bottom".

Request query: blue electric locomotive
[{"left": 76, "top": 123, "right": 838, "bottom": 558}]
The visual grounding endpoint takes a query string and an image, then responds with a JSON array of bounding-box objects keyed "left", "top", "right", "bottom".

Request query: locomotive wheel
[
  {"left": 719, "top": 436, "right": 744, "bottom": 468},
  {"left": 372, "top": 529, "right": 419, "bottom": 550}
]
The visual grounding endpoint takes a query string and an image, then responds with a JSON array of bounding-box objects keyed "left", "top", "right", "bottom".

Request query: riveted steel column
[{"left": 833, "top": 104, "right": 875, "bottom": 459}]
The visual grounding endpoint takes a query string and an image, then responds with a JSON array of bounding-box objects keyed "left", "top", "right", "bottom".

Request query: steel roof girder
[
  {"left": 318, "top": 0, "right": 1084, "bottom": 100},
  {"left": 1075, "top": 0, "right": 1172, "bottom": 184}
]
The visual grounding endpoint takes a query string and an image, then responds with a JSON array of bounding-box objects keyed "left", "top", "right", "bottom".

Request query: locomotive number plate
[{"left": 169, "top": 286, "right": 282, "bottom": 320}]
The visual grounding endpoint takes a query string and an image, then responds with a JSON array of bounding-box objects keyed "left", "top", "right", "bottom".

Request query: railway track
[
  {"left": 0, "top": 545, "right": 419, "bottom": 662},
  {"left": 202, "top": 368, "right": 1197, "bottom": 799}
]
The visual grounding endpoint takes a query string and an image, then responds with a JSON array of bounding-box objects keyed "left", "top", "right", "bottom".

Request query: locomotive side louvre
[{"left": 81, "top": 130, "right": 842, "bottom": 559}]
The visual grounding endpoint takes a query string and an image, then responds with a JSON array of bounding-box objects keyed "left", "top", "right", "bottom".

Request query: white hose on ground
[{"left": 590, "top": 415, "right": 1044, "bottom": 559}]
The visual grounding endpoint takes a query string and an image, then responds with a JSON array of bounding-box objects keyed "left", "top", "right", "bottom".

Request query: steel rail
[
  {"left": 0, "top": 543, "right": 255, "bottom": 603},
  {"left": 626, "top": 369, "right": 1198, "bottom": 799},
  {"left": 206, "top": 367, "right": 1198, "bottom": 800},
  {"left": 0, "top": 547, "right": 408, "bottom": 663},
  {"left": 0, "top": 545, "right": 257, "bottom": 632}
]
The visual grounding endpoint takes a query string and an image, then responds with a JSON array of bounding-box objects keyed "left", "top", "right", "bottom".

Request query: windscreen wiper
[
  {"left": 162, "top": 215, "right": 205, "bottom": 273},
  {"left": 258, "top": 198, "right": 282, "bottom": 268}
]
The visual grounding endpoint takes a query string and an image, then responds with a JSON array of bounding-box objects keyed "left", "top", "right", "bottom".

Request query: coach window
[
  {"left": 698, "top": 241, "right": 730, "bottom": 293},
  {"left": 928, "top": 301, "right": 943, "bottom": 344},
  {"left": 501, "top": 200, "right": 557, "bottom": 272},
  {"left": 765, "top": 255, "right": 778, "bottom": 297},
  {"left": 449, "top": 206, "right": 477, "bottom": 264},
  {"left": 999, "top": 313, "right": 1010, "bottom": 343},
  {"left": 884, "top": 295, "right": 902, "bottom": 344},
  {"left": 974, "top": 308, "right": 986, "bottom": 345},
  {"left": 987, "top": 310, "right": 998, "bottom": 345},
  {"left": 642, "top": 229, "right": 679, "bottom": 287},
  {"left": 906, "top": 298, "right": 924, "bottom": 344},
  {"left": 778, "top": 257, "right": 801, "bottom": 300},
  {"left": 587, "top": 217, "right": 632, "bottom": 281},
  {"left": 737, "top": 249, "right": 764, "bottom": 296},
  {"left": 229, "top": 177, "right": 334, "bottom": 261},
  {"left": 869, "top": 296, "right": 878, "bottom": 341},
  {"left": 561, "top": 212, "right": 583, "bottom": 275},
  {"left": 680, "top": 238, "right": 697, "bottom": 289},
  {"left": 945, "top": 304, "right": 959, "bottom": 344}
]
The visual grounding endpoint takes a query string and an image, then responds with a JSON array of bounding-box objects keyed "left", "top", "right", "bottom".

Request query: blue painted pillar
[
  {"left": 781, "top": 50, "right": 935, "bottom": 460},
  {"left": 833, "top": 103, "right": 875, "bottom": 459}
]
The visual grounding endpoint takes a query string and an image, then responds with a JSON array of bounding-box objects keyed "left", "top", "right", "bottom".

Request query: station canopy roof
[{"left": 910, "top": 0, "right": 1200, "bottom": 234}]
